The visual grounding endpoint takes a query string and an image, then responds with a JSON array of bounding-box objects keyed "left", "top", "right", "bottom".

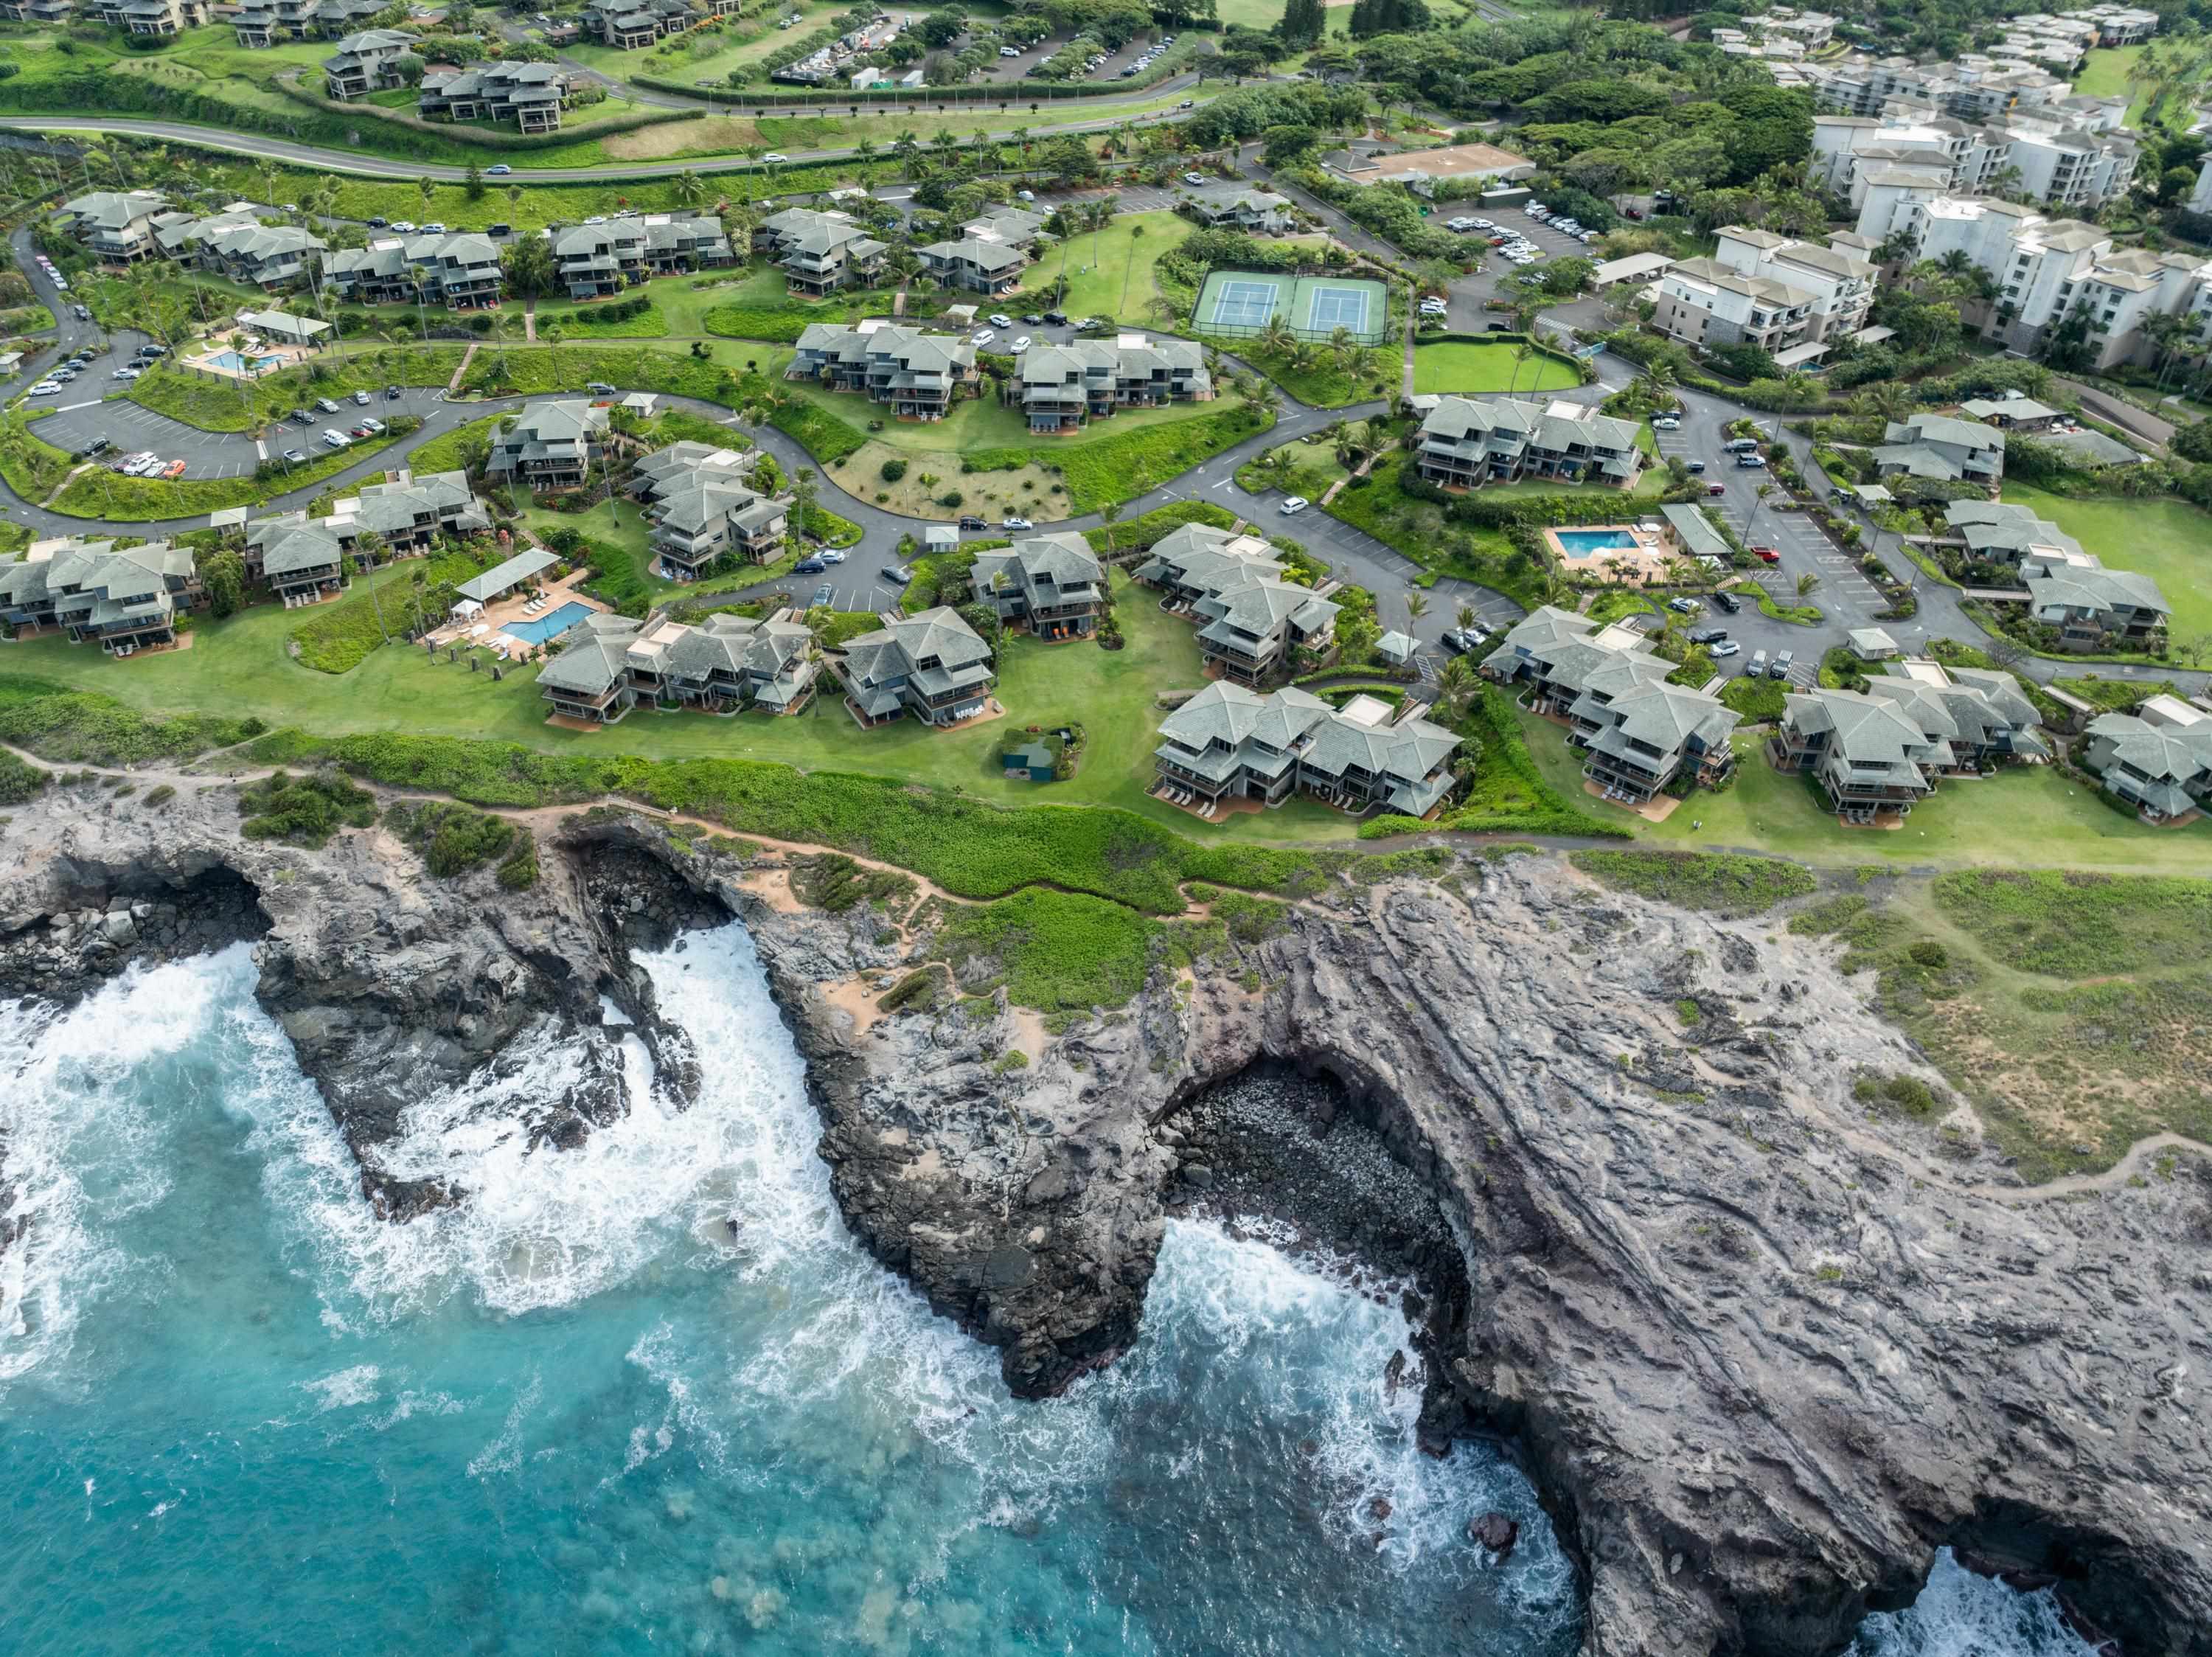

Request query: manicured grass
[
  {"left": 1514, "top": 705, "right": 2212, "bottom": 873},
  {"left": 1225, "top": 336, "right": 1396, "bottom": 409},
  {"left": 2001, "top": 482, "right": 2212, "bottom": 644},
  {"left": 1018, "top": 211, "right": 1190, "bottom": 324},
  {"left": 1410, "top": 340, "right": 1580, "bottom": 397},
  {"left": 0, "top": 569, "right": 1353, "bottom": 848},
  {"left": 2072, "top": 44, "right": 2143, "bottom": 104}
]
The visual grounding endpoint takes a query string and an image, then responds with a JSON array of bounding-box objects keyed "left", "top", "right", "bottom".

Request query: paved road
[{"left": 0, "top": 80, "right": 1205, "bottom": 184}]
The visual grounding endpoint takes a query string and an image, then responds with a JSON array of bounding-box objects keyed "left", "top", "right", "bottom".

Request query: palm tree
[
  {"left": 257, "top": 162, "right": 281, "bottom": 211},
  {"left": 673, "top": 170, "right": 706, "bottom": 208},
  {"left": 1117, "top": 222, "right": 1145, "bottom": 319},
  {"left": 1098, "top": 499, "right": 1121, "bottom": 561},
  {"left": 1405, "top": 591, "right": 1428, "bottom": 621},
  {"left": 543, "top": 322, "right": 566, "bottom": 389},
  {"left": 1436, "top": 654, "right": 1476, "bottom": 721},
  {"left": 507, "top": 183, "right": 524, "bottom": 220},
  {"left": 418, "top": 177, "right": 438, "bottom": 218},
  {"left": 1455, "top": 601, "right": 1476, "bottom": 631},
  {"left": 1795, "top": 571, "right": 1823, "bottom": 600}
]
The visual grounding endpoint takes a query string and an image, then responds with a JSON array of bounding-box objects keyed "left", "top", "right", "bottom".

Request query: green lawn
[
  {"left": 2000, "top": 483, "right": 2212, "bottom": 643},
  {"left": 1410, "top": 340, "right": 1580, "bottom": 397},
  {"left": 1020, "top": 212, "right": 1192, "bottom": 324},
  {"left": 4, "top": 569, "right": 1355, "bottom": 846},
  {"left": 782, "top": 368, "right": 1220, "bottom": 454},
  {"left": 2072, "top": 44, "right": 2143, "bottom": 105},
  {"left": 1514, "top": 706, "right": 2212, "bottom": 873}
]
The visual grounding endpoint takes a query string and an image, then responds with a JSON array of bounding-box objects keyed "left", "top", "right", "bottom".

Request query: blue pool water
[
  {"left": 1552, "top": 528, "right": 1639, "bottom": 556},
  {"left": 0, "top": 931, "right": 2106, "bottom": 1657},
  {"left": 204, "top": 350, "right": 282, "bottom": 373},
  {"left": 504, "top": 600, "right": 594, "bottom": 644}
]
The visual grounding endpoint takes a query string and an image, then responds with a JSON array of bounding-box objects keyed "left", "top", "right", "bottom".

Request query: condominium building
[
  {"left": 1483, "top": 606, "right": 1739, "bottom": 805},
  {"left": 1941, "top": 499, "right": 2084, "bottom": 563},
  {"left": 830, "top": 607, "right": 997, "bottom": 728},
  {"left": 1700, "top": 226, "right": 1876, "bottom": 343},
  {"left": 484, "top": 400, "right": 611, "bottom": 491},
  {"left": 787, "top": 323, "right": 977, "bottom": 421},
  {"left": 1011, "top": 337, "right": 1212, "bottom": 434},
  {"left": 0, "top": 0, "right": 72, "bottom": 22},
  {"left": 324, "top": 232, "right": 506, "bottom": 310},
  {"left": 244, "top": 470, "right": 490, "bottom": 604},
  {"left": 616, "top": 611, "right": 818, "bottom": 715},
  {"left": 2081, "top": 698, "right": 2212, "bottom": 821},
  {"left": 236, "top": 0, "right": 381, "bottom": 43},
  {"left": 972, "top": 532, "right": 1106, "bottom": 642},
  {"left": 630, "top": 442, "right": 790, "bottom": 578},
  {"left": 420, "top": 62, "right": 571, "bottom": 134},
  {"left": 1872, "top": 413, "right": 2006, "bottom": 484},
  {"left": 580, "top": 0, "right": 698, "bottom": 49},
  {"left": 1863, "top": 190, "right": 2212, "bottom": 368},
  {"left": 917, "top": 236, "right": 1029, "bottom": 296},
  {"left": 959, "top": 207, "right": 1047, "bottom": 251},
  {"left": 756, "top": 208, "right": 888, "bottom": 296},
  {"left": 2020, "top": 547, "right": 2168, "bottom": 650},
  {"left": 1413, "top": 396, "right": 1644, "bottom": 490},
  {"left": 98, "top": 0, "right": 208, "bottom": 35},
  {"left": 0, "top": 539, "right": 201, "bottom": 655},
  {"left": 322, "top": 28, "right": 417, "bottom": 99},
  {"left": 1134, "top": 523, "right": 1339, "bottom": 685},
  {"left": 1776, "top": 664, "right": 2048, "bottom": 821},
  {"left": 150, "top": 208, "right": 327, "bottom": 291},
  {"left": 1813, "top": 108, "right": 2137, "bottom": 216},
  {"left": 540, "top": 614, "right": 649, "bottom": 726},
  {"left": 58, "top": 190, "right": 169, "bottom": 264},
  {"left": 1178, "top": 183, "right": 1296, "bottom": 233},
  {"left": 542, "top": 213, "right": 731, "bottom": 298},
  {"left": 1152, "top": 682, "right": 1462, "bottom": 818}
]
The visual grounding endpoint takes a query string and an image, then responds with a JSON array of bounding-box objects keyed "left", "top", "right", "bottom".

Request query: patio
[
  {"left": 1545, "top": 524, "right": 1674, "bottom": 586},
  {"left": 428, "top": 564, "right": 606, "bottom": 659}
]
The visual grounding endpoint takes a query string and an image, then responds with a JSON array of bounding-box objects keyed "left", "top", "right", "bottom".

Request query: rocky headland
[{"left": 1, "top": 776, "right": 2207, "bottom": 1657}]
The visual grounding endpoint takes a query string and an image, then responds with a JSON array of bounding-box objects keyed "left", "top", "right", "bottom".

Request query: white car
[
  {"left": 988, "top": 313, "right": 1014, "bottom": 328},
  {"left": 1279, "top": 496, "right": 1310, "bottom": 515},
  {"left": 972, "top": 328, "right": 996, "bottom": 346},
  {"left": 819, "top": 548, "right": 846, "bottom": 564},
  {"left": 762, "top": 153, "right": 789, "bottom": 164},
  {"left": 391, "top": 220, "right": 416, "bottom": 233},
  {"left": 1015, "top": 189, "right": 1034, "bottom": 202},
  {"left": 1010, "top": 336, "right": 1032, "bottom": 353},
  {"left": 1710, "top": 639, "right": 1742, "bottom": 658},
  {"left": 26, "top": 381, "right": 58, "bottom": 396},
  {"left": 321, "top": 428, "right": 349, "bottom": 449},
  {"left": 359, "top": 417, "right": 386, "bottom": 434},
  {"left": 124, "top": 454, "right": 159, "bottom": 476},
  {"left": 1002, "top": 515, "right": 1032, "bottom": 530},
  {"left": 999, "top": 45, "right": 1020, "bottom": 56},
  {"left": 1183, "top": 171, "right": 1206, "bottom": 185},
  {"left": 422, "top": 222, "right": 446, "bottom": 235},
  {"left": 111, "top": 367, "right": 141, "bottom": 381}
]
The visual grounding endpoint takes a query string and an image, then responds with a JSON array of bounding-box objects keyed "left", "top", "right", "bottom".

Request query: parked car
[
  {"left": 27, "top": 381, "right": 58, "bottom": 396},
  {"left": 1021, "top": 313, "right": 1045, "bottom": 326},
  {"left": 793, "top": 557, "right": 827, "bottom": 574},
  {"left": 1747, "top": 649, "right": 1769, "bottom": 677},
  {"left": 1709, "top": 589, "right": 1742, "bottom": 614},
  {"left": 1735, "top": 453, "right": 1766, "bottom": 468},
  {"left": 1751, "top": 546, "right": 1781, "bottom": 563},
  {"left": 367, "top": 216, "right": 388, "bottom": 229},
  {"left": 350, "top": 425, "right": 373, "bottom": 440},
  {"left": 1710, "top": 639, "right": 1740, "bottom": 657},
  {"left": 1011, "top": 336, "right": 1032, "bottom": 353},
  {"left": 291, "top": 408, "right": 316, "bottom": 425},
  {"left": 1652, "top": 415, "right": 1680, "bottom": 431},
  {"left": 77, "top": 437, "right": 113, "bottom": 459},
  {"left": 972, "top": 329, "right": 995, "bottom": 346},
  {"left": 958, "top": 515, "right": 987, "bottom": 531},
  {"left": 1016, "top": 190, "right": 1035, "bottom": 202},
  {"left": 808, "top": 583, "right": 834, "bottom": 608},
  {"left": 1725, "top": 437, "right": 1761, "bottom": 452},
  {"left": 316, "top": 397, "right": 342, "bottom": 414},
  {"left": 72, "top": 303, "right": 90, "bottom": 322},
  {"left": 322, "top": 428, "right": 349, "bottom": 449},
  {"left": 1043, "top": 309, "right": 1067, "bottom": 324},
  {"left": 1279, "top": 496, "right": 1310, "bottom": 515},
  {"left": 109, "top": 368, "right": 139, "bottom": 382},
  {"left": 1683, "top": 459, "right": 1705, "bottom": 473},
  {"left": 391, "top": 220, "right": 416, "bottom": 233},
  {"left": 1183, "top": 171, "right": 1206, "bottom": 185},
  {"left": 1667, "top": 596, "right": 1700, "bottom": 615},
  {"left": 282, "top": 448, "right": 308, "bottom": 465},
  {"left": 819, "top": 549, "right": 846, "bottom": 564},
  {"left": 422, "top": 222, "right": 446, "bottom": 235},
  {"left": 1002, "top": 515, "right": 1033, "bottom": 530},
  {"left": 488, "top": 223, "right": 512, "bottom": 238},
  {"left": 1688, "top": 627, "right": 1728, "bottom": 645},
  {"left": 137, "top": 344, "right": 167, "bottom": 358},
  {"left": 1769, "top": 650, "right": 1794, "bottom": 681},
  {"left": 882, "top": 563, "right": 914, "bottom": 584},
  {"left": 358, "top": 417, "right": 385, "bottom": 434},
  {"left": 386, "top": 385, "right": 403, "bottom": 400},
  {"left": 586, "top": 381, "right": 616, "bottom": 396},
  {"left": 989, "top": 313, "right": 1014, "bottom": 328},
  {"left": 1706, "top": 482, "right": 1727, "bottom": 496},
  {"left": 999, "top": 44, "right": 1020, "bottom": 56},
  {"left": 161, "top": 459, "right": 187, "bottom": 479}
]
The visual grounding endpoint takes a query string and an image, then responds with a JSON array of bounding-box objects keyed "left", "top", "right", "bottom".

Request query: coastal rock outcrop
[{"left": 4, "top": 783, "right": 2208, "bottom": 1657}]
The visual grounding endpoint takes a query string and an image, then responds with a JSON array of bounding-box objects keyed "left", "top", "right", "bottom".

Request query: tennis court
[{"left": 1192, "top": 270, "right": 1391, "bottom": 345}]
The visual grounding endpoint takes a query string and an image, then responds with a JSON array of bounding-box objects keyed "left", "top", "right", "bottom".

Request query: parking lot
[
  {"left": 35, "top": 382, "right": 465, "bottom": 482},
  {"left": 790, "top": 555, "right": 908, "bottom": 616}
]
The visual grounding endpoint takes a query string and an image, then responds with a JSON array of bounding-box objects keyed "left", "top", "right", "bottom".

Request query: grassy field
[
  {"left": 1, "top": 569, "right": 1357, "bottom": 846},
  {"left": 1019, "top": 212, "right": 1189, "bottom": 324},
  {"left": 2000, "top": 483, "right": 2212, "bottom": 642},
  {"left": 1783, "top": 866, "right": 2212, "bottom": 1181},
  {"left": 1410, "top": 340, "right": 1580, "bottom": 397},
  {"left": 1513, "top": 704, "right": 2212, "bottom": 873}
]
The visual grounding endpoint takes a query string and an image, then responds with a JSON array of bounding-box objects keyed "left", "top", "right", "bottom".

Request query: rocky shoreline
[{"left": 2, "top": 779, "right": 2208, "bottom": 1657}]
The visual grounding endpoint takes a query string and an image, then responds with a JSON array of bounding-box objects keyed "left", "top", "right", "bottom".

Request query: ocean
[{"left": 0, "top": 924, "right": 2104, "bottom": 1656}]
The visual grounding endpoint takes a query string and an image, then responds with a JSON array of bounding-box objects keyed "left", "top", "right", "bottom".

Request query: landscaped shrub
[
  {"left": 0, "top": 746, "right": 48, "bottom": 805},
  {"left": 880, "top": 458, "right": 908, "bottom": 482},
  {"left": 387, "top": 799, "right": 518, "bottom": 877}
]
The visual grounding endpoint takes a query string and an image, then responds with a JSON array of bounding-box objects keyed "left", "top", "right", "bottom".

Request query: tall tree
[{"left": 1275, "top": 0, "right": 1326, "bottom": 48}]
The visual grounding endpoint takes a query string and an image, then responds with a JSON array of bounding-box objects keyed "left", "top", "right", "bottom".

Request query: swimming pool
[
  {"left": 503, "top": 601, "right": 593, "bottom": 645},
  {"left": 1552, "top": 528, "right": 1640, "bottom": 556},
  {"left": 203, "top": 350, "right": 282, "bottom": 373}
]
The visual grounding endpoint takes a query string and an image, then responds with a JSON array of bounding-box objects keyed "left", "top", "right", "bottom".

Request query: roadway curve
[{"left": 0, "top": 78, "right": 1203, "bottom": 184}]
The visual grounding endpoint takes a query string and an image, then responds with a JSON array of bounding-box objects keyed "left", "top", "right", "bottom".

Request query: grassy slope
[
  {"left": 1018, "top": 212, "right": 1189, "bottom": 324},
  {"left": 2000, "top": 482, "right": 2212, "bottom": 642},
  {"left": 1, "top": 570, "right": 1355, "bottom": 847}
]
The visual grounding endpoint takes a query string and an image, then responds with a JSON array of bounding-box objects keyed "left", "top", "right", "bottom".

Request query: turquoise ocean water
[{"left": 0, "top": 925, "right": 2102, "bottom": 1656}]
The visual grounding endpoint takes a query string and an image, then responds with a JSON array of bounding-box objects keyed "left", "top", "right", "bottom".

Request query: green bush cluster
[
  {"left": 237, "top": 769, "right": 378, "bottom": 849},
  {"left": 386, "top": 799, "right": 520, "bottom": 878},
  {"left": 0, "top": 746, "right": 50, "bottom": 805},
  {"left": 1852, "top": 1071, "right": 1938, "bottom": 1118},
  {"left": 934, "top": 887, "right": 1160, "bottom": 1013}
]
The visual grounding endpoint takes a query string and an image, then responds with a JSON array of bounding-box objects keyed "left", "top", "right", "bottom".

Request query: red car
[
  {"left": 1752, "top": 546, "right": 1781, "bottom": 563},
  {"left": 1706, "top": 482, "right": 1728, "bottom": 496}
]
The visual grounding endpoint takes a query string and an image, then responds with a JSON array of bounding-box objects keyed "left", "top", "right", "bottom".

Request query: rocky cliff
[{"left": 3, "top": 782, "right": 2207, "bottom": 1657}]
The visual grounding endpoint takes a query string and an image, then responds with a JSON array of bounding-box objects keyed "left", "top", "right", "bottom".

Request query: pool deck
[
  {"left": 1546, "top": 523, "right": 1675, "bottom": 586},
  {"left": 428, "top": 563, "right": 606, "bottom": 658}
]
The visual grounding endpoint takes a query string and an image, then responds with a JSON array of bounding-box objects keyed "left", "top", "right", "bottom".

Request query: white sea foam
[
  {"left": 0, "top": 952, "right": 238, "bottom": 1392},
  {"left": 1853, "top": 1550, "right": 2102, "bottom": 1657},
  {"left": 299, "top": 1364, "right": 381, "bottom": 1412}
]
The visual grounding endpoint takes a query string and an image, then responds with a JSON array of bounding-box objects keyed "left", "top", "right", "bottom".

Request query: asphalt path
[{"left": 0, "top": 77, "right": 1205, "bottom": 184}]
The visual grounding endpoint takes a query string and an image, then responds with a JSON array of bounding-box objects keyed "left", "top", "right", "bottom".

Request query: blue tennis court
[
  {"left": 1207, "top": 277, "right": 1282, "bottom": 329},
  {"left": 1304, "top": 283, "right": 1372, "bottom": 334},
  {"left": 1192, "top": 270, "right": 1391, "bottom": 345}
]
